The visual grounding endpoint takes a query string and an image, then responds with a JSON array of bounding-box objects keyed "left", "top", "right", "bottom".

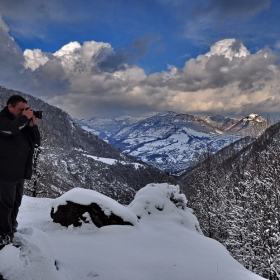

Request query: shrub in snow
[
  {"left": 50, "top": 188, "right": 138, "bottom": 228},
  {"left": 128, "top": 183, "right": 203, "bottom": 234}
]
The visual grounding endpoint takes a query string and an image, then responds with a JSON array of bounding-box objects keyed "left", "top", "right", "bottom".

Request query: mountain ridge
[{"left": 79, "top": 111, "right": 270, "bottom": 175}]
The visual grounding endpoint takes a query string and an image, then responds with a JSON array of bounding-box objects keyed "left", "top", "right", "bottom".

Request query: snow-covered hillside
[
  {"left": 0, "top": 184, "right": 264, "bottom": 280},
  {"left": 78, "top": 115, "right": 146, "bottom": 139},
  {"left": 79, "top": 112, "right": 242, "bottom": 175},
  {"left": 79, "top": 112, "right": 269, "bottom": 175}
]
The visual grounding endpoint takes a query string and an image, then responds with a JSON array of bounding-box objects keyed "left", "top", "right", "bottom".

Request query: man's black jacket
[{"left": 0, "top": 106, "right": 41, "bottom": 181}]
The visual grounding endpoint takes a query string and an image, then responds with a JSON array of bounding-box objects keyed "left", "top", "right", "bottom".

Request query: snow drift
[{"left": 0, "top": 183, "right": 264, "bottom": 280}]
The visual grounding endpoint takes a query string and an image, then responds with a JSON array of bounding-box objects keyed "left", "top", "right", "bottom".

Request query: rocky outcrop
[{"left": 51, "top": 201, "right": 134, "bottom": 228}]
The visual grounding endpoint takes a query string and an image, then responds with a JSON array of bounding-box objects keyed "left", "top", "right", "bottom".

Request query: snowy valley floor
[{"left": 0, "top": 184, "right": 265, "bottom": 280}]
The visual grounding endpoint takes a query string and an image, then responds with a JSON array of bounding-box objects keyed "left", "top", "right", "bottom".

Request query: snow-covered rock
[
  {"left": 128, "top": 183, "right": 202, "bottom": 234},
  {"left": 51, "top": 188, "right": 138, "bottom": 227}
]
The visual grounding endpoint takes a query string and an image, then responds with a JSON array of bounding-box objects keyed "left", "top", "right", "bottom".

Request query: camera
[
  {"left": 26, "top": 107, "right": 43, "bottom": 119},
  {"left": 33, "top": 110, "right": 43, "bottom": 119}
]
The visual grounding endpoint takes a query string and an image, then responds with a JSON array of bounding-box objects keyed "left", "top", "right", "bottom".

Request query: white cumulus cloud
[
  {"left": 24, "top": 49, "right": 49, "bottom": 71},
  {"left": 205, "top": 39, "right": 250, "bottom": 60}
]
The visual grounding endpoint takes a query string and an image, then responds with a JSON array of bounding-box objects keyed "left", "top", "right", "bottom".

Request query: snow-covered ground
[
  {"left": 0, "top": 184, "right": 264, "bottom": 280},
  {"left": 82, "top": 153, "right": 144, "bottom": 169}
]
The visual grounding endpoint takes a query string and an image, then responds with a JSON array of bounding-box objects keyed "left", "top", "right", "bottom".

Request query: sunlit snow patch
[{"left": 82, "top": 153, "right": 144, "bottom": 169}]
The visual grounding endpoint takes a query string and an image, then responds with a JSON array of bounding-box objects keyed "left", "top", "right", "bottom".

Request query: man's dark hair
[{"left": 7, "top": 95, "right": 27, "bottom": 107}]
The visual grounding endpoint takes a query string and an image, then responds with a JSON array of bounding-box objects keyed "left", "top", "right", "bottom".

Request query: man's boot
[{"left": 0, "top": 234, "right": 12, "bottom": 250}]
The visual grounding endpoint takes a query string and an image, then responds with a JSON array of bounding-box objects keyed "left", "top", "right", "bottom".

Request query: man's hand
[
  {"left": 22, "top": 108, "right": 33, "bottom": 120},
  {"left": 29, "top": 115, "right": 37, "bottom": 126}
]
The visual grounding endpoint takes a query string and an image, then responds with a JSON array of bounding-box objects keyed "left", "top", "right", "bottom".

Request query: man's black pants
[{"left": 0, "top": 179, "right": 24, "bottom": 236}]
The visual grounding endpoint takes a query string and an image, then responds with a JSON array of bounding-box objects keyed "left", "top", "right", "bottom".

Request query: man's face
[{"left": 8, "top": 102, "right": 27, "bottom": 118}]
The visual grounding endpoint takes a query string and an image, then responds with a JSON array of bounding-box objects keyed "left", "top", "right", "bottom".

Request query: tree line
[{"left": 182, "top": 122, "right": 280, "bottom": 279}]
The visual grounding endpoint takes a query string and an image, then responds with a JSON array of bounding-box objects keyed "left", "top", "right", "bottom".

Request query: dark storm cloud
[
  {"left": 0, "top": 0, "right": 52, "bottom": 21},
  {"left": 0, "top": 18, "right": 23, "bottom": 64},
  {"left": 184, "top": 0, "right": 274, "bottom": 47},
  {"left": 98, "top": 34, "right": 156, "bottom": 72},
  {"left": 97, "top": 50, "right": 127, "bottom": 73},
  {"left": 32, "top": 59, "right": 70, "bottom": 93},
  {"left": 0, "top": 16, "right": 32, "bottom": 91},
  {"left": 237, "top": 97, "right": 280, "bottom": 116},
  {"left": 0, "top": 0, "right": 85, "bottom": 22},
  {"left": 231, "top": 40, "right": 243, "bottom": 53},
  {"left": 234, "top": 47, "right": 278, "bottom": 92},
  {"left": 75, "top": 92, "right": 158, "bottom": 118},
  {"left": 194, "top": 0, "right": 271, "bottom": 20},
  {"left": 0, "top": 0, "right": 89, "bottom": 40}
]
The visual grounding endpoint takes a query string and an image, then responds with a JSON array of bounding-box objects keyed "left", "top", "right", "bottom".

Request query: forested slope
[{"left": 182, "top": 121, "right": 280, "bottom": 279}]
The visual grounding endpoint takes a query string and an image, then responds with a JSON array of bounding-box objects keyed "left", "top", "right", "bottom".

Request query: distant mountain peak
[
  {"left": 243, "top": 113, "right": 265, "bottom": 123},
  {"left": 224, "top": 113, "right": 269, "bottom": 136}
]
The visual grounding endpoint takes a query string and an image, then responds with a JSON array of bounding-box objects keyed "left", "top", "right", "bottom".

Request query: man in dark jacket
[{"left": 0, "top": 95, "right": 40, "bottom": 248}]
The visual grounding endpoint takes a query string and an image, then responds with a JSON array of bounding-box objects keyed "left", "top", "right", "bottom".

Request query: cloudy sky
[{"left": 0, "top": 0, "right": 280, "bottom": 119}]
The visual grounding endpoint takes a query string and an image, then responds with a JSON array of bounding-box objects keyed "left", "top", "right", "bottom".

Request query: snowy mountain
[
  {"left": 78, "top": 115, "right": 146, "bottom": 139},
  {"left": 224, "top": 113, "right": 269, "bottom": 135},
  {"left": 0, "top": 86, "right": 176, "bottom": 203},
  {"left": 79, "top": 111, "right": 269, "bottom": 175},
  {"left": 0, "top": 184, "right": 264, "bottom": 280}
]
